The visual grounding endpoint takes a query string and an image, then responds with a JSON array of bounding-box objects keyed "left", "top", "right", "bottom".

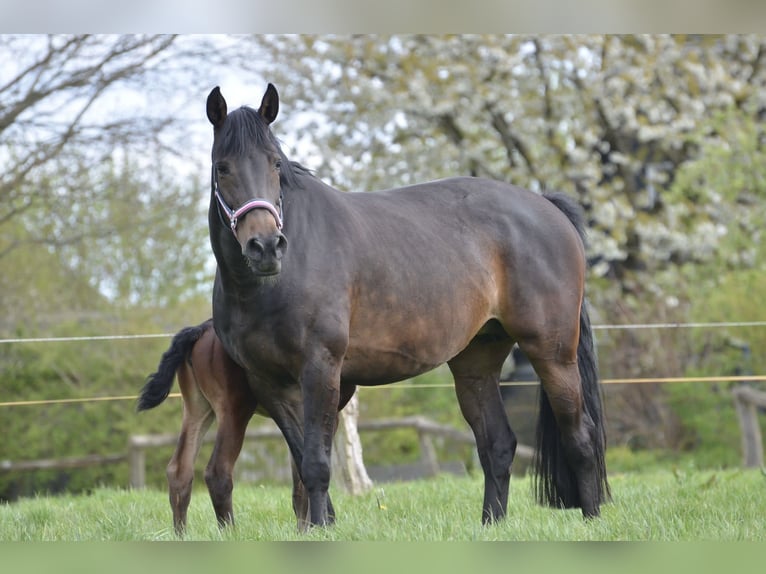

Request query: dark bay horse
[
  {"left": 137, "top": 319, "right": 353, "bottom": 534},
  {"left": 206, "top": 83, "right": 609, "bottom": 527}
]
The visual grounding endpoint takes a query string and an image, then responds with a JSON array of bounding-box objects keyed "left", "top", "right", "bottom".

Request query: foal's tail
[
  {"left": 136, "top": 319, "right": 212, "bottom": 412},
  {"left": 535, "top": 193, "right": 610, "bottom": 509}
]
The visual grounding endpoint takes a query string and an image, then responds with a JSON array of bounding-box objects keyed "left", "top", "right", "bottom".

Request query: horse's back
[
  {"left": 343, "top": 176, "right": 586, "bottom": 303},
  {"left": 349, "top": 176, "right": 583, "bottom": 255}
]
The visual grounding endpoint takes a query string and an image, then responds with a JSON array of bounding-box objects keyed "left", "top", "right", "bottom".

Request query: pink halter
[{"left": 214, "top": 181, "right": 284, "bottom": 235}]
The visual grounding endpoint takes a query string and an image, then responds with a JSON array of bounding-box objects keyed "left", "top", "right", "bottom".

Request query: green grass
[{"left": 1, "top": 468, "right": 765, "bottom": 541}]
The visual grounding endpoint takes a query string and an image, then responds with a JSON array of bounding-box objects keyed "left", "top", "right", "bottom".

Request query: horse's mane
[
  {"left": 215, "top": 105, "right": 310, "bottom": 189},
  {"left": 288, "top": 160, "right": 314, "bottom": 181}
]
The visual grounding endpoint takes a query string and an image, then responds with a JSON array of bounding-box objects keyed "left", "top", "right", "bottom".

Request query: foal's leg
[
  {"left": 204, "top": 406, "right": 253, "bottom": 529},
  {"left": 290, "top": 456, "right": 311, "bottom": 532},
  {"left": 448, "top": 338, "right": 515, "bottom": 524},
  {"left": 202, "top": 343, "right": 257, "bottom": 529},
  {"left": 167, "top": 363, "right": 215, "bottom": 535}
]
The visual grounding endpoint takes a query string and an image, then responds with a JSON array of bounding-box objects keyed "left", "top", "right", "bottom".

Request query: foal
[{"left": 138, "top": 319, "right": 350, "bottom": 534}]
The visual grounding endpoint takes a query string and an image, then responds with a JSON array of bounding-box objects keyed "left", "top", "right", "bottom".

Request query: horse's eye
[
  {"left": 275, "top": 159, "right": 282, "bottom": 171},
  {"left": 216, "top": 163, "right": 230, "bottom": 176}
]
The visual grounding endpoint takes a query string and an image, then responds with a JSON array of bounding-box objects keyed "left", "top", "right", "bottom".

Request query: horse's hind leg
[
  {"left": 448, "top": 337, "right": 515, "bottom": 524},
  {"left": 167, "top": 363, "right": 215, "bottom": 536},
  {"left": 521, "top": 341, "right": 602, "bottom": 518}
]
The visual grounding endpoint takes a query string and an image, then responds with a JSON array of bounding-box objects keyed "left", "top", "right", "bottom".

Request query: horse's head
[{"left": 207, "top": 84, "right": 288, "bottom": 276}]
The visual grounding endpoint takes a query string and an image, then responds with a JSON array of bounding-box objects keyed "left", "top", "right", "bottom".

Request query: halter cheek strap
[{"left": 214, "top": 180, "right": 284, "bottom": 235}]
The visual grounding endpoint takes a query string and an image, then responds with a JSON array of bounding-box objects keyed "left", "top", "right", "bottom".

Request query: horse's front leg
[{"left": 300, "top": 355, "right": 342, "bottom": 527}]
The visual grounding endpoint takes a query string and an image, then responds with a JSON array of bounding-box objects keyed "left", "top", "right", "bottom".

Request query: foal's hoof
[
  {"left": 296, "top": 517, "right": 312, "bottom": 533},
  {"left": 481, "top": 510, "right": 506, "bottom": 525},
  {"left": 582, "top": 507, "right": 600, "bottom": 520}
]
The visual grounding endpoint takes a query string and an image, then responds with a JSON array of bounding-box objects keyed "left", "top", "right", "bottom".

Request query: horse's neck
[{"left": 282, "top": 178, "right": 346, "bottom": 239}]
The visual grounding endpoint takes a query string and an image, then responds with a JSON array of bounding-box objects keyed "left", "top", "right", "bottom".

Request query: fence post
[
  {"left": 417, "top": 429, "right": 440, "bottom": 477},
  {"left": 732, "top": 386, "right": 764, "bottom": 468},
  {"left": 128, "top": 437, "right": 146, "bottom": 489}
]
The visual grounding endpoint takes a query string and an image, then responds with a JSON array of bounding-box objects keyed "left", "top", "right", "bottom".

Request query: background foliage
[{"left": 1, "top": 34, "right": 765, "bottom": 500}]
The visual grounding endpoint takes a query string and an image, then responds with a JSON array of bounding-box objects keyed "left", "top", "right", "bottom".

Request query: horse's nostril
[
  {"left": 245, "top": 235, "right": 286, "bottom": 263},
  {"left": 275, "top": 233, "right": 288, "bottom": 254},
  {"left": 246, "top": 238, "right": 265, "bottom": 260}
]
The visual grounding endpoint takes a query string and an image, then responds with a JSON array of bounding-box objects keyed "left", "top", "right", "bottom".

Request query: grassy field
[{"left": 2, "top": 467, "right": 765, "bottom": 541}]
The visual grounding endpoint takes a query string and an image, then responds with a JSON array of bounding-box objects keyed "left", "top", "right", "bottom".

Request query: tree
[
  {"left": 244, "top": 35, "right": 766, "bottom": 302},
  {"left": 0, "top": 37, "right": 218, "bottom": 498},
  {"left": 0, "top": 35, "right": 224, "bottom": 331},
  {"left": 3, "top": 36, "right": 170, "bottom": 256}
]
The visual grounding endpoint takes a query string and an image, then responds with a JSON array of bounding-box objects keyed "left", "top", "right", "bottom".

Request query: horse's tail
[
  {"left": 534, "top": 193, "right": 610, "bottom": 509},
  {"left": 136, "top": 320, "right": 212, "bottom": 412}
]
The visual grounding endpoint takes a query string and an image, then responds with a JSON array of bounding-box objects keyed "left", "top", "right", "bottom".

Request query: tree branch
[{"left": 485, "top": 102, "right": 538, "bottom": 179}]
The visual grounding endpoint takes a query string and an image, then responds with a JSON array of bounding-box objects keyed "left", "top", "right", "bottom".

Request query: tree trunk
[{"left": 332, "top": 393, "right": 374, "bottom": 495}]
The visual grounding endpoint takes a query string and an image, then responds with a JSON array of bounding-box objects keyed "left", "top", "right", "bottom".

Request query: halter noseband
[{"left": 213, "top": 174, "right": 284, "bottom": 235}]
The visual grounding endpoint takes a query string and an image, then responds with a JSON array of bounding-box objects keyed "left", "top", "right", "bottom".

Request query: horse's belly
[
  {"left": 342, "top": 274, "right": 497, "bottom": 385},
  {"left": 340, "top": 345, "right": 442, "bottom": 386},
  {"left": 341, "top": 314, "right": 481, "bottom": 386}
]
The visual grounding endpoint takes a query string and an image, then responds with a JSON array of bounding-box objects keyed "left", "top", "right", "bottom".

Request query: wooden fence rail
[
  {"left": 1, "top": 417, "right": 535, "bottom": 489},
  {"left": 732, "top": 386, "right": 766, "bottom": 468},
  {"left": 127, "top": 416, "right": 535, "bottom": 489},
  {"left": 127, "top": 423, "right": 285, "bottom": 489},
  {"left": 0, "top": 453, "right": 126, "bottom": 472}
]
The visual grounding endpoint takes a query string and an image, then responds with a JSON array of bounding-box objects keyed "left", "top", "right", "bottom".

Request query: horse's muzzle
[{"left": 243, "top": 232, "right": 288, "bottom": 275}]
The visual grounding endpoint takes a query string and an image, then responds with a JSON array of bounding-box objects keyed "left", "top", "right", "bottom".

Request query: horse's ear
[
  {"left": 207, "top": 86, "right": 227, "bottom": 129},
  {"left": 258, "top": 83, "right": 279, "bottom": 125}
]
